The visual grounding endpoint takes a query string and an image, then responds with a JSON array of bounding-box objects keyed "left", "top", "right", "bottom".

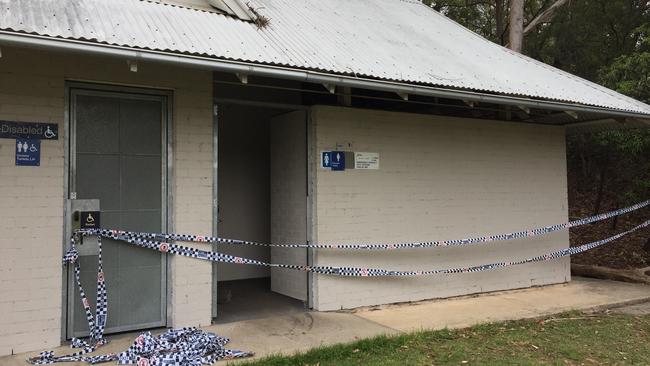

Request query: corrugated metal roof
[
  {"left": 1, "top": 0, "right": 649, "bottom": 115},
  {"left": 207, "top": 0, "right": 255, "bottom": 20}
]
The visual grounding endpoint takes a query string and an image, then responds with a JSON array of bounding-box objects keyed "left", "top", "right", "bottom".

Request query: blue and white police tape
[
  {"left": 113, "top": 328, "right": 253, "bottom": 365},
  {"left": 91, "top": 219, "right": 649, "bottom": 277},
  {"left": 29, "top": 235, "right": 110, "bottom": 365},
  {"left": 29, "top": 217, "right": 649, "bottom": 364},
  {"left": 28, "top": 327, "right": 253, "bottom": 365},
  {"left": 30, "top": 237, "right": 254, "bottom": 365},
  {"left": 78, "top": 198, "right": 650, "bottom": 250}
]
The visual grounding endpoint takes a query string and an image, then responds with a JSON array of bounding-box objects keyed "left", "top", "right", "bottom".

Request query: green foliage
[
  {"left": 600, "top": 24, "right": 650, "bottom": 104},
  {"left": 525, "top": 0, "right": 649, "bottom": 81},
  {"left": 423, "top": 0, "right": 552, "bottom": 45},
  {"left": 569, "top": 129, "right": 650, "bottom": 203},
  {"left": 424, "top": 0, "right": 503, "bottom": 43},
  {"left": 601, "top": 52, "right": 650, "bottom": 103}
]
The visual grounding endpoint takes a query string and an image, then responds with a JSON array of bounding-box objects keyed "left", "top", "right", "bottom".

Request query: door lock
[{"left": 68, "top": 199, "right": 100, "bottom": 255}]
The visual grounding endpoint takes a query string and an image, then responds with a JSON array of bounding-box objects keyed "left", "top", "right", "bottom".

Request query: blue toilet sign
[
  {"left": 321, "top": 151, "right": 332, "bottom": 168},
  {"left": 330, "top": 151, "right": 345, "bottom": 171},
  {"left": 15, "top": 139, "right": 40, "bottom": 166},
  {"left": 321, "top": 151, "right": 346, "bottom": 171}
]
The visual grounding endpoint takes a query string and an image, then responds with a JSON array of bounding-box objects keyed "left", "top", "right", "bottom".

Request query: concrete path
[
  {"left": 3, "top": 278, "right": 648, "bottom": 365},
  {"left": 354, "top": 277, "right": 650, "bottom": 332},
  {"left": 213, "top": 312, "right": 397, "bottom": 359}
]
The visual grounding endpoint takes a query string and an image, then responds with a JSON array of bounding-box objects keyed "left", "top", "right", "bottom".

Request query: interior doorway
[{"left": 214, "top": 103, "right": 309, "bottom": 323}]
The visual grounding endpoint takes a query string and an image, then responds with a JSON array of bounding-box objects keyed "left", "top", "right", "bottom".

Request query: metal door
[{"left": 67, "top": 86, "right": 168, "bottom": 337}]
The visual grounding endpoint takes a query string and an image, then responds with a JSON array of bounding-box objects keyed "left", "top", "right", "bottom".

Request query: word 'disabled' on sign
[{"left": 0, "top": 120, "right": 58, "bottom": 140}]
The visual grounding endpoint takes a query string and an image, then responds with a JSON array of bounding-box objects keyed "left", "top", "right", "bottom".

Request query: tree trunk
[
  {"left": 508, "top": 0, "right": 525, "bottom": 52},
  {"left": 495, "top": 0, "right": 505, "bottom": 45},
  {"left": 593, "top": 164, "right": 608, "bottom": 215},
  {"left": 579, "top": 135, "right": 589, "bottom": 181},
  {"left": 610, "top": 201, "right": 619, "bottom": 231}
]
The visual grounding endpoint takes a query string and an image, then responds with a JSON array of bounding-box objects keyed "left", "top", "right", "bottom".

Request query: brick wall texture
[
  {"left": 0, "top": 47, "right": 213, "bottom": 356},
  {"left": 312, "top": 106, "right": 570, "bottom": 311}
]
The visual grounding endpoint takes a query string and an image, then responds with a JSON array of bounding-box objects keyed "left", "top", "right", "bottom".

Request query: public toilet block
[{"left": 1, "top": 0, "right": 649, "bottom": 356}]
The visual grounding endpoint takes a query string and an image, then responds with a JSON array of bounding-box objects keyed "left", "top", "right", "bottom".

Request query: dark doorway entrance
[{"left": 214, "top": 103, "right": 308, "bottom": 322}]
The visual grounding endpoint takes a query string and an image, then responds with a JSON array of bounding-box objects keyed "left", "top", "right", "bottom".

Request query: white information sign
[{"left": 354, "top": 152, "right": 380, "bottom": 170}]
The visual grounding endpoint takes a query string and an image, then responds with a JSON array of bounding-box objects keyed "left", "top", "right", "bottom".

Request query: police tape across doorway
[
  {"left": 30, "top": 219, "right": 650, "bottom": 366},
  {"left": 82, "top": 198, "right": 650, "bottom": 250},
  {"left": 29, "top": 200, "right": 649, "bottom": 365},
  {"left": 74, "top": 218, "right": 649, "bottom": 277}
]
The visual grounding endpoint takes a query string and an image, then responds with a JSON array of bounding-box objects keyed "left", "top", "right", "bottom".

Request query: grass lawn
[{"left": 239, "top": 311, "right": 650, "bottom": 365}]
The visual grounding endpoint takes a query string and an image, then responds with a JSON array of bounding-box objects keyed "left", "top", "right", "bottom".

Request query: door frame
[
  {"left": 211, "top": 98, "right": 313, "bottom": 317},
  {"left": 62, "top": 81, "right": 173, "bottom": 339}
]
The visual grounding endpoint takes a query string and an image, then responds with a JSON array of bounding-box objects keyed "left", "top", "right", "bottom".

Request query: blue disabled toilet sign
[{"left": 15, "top": 139, "right": 40, "bottom": 166}]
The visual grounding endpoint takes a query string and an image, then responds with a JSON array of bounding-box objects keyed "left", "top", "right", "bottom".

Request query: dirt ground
[{"left": 569, "top": 190, "right": 650, "bottom": 270}]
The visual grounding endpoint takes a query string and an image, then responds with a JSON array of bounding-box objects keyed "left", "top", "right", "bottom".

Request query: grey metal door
[{"left": 68, "top": 87, "right": 168, "bottom": 337}]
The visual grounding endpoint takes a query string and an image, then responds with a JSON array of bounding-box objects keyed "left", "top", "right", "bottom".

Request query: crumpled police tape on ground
[
  {"left": 82, "top": 199, "right": 650, "bottom": 250},
  {"left": 29, "top": 327, "right": 253, "bottom": 365}
]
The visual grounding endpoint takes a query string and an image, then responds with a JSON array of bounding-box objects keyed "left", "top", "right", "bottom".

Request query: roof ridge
[
  {"left": 137, "top": 0, "right": 254, "bottom": 23},
  {"left": 141, "top": 0, "right": 215, "bottom": 14},
  {"left": 140, "top": 0, "right": 254, "bottom": 24}
]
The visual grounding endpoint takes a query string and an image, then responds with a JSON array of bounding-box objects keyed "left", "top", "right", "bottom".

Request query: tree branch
[{"left": 523, "top": 0, "right": 570, "bottom": 35}]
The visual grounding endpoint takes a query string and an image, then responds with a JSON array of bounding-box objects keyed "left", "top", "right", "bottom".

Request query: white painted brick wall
[
  {"left": 270, "top": 111, "right": 308, "bottom": 300},
  {"left": 0, "top": 49, "right": 66, "bottom": 356},
  {"left": 0, "top": 47, "right": 213, "bottom": 356},
  {"left": 169, "top": 88, "right": 213, "bottom": 329},
  {"left": 312, "top": 106, "right": 570, "bottom": 311}
]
